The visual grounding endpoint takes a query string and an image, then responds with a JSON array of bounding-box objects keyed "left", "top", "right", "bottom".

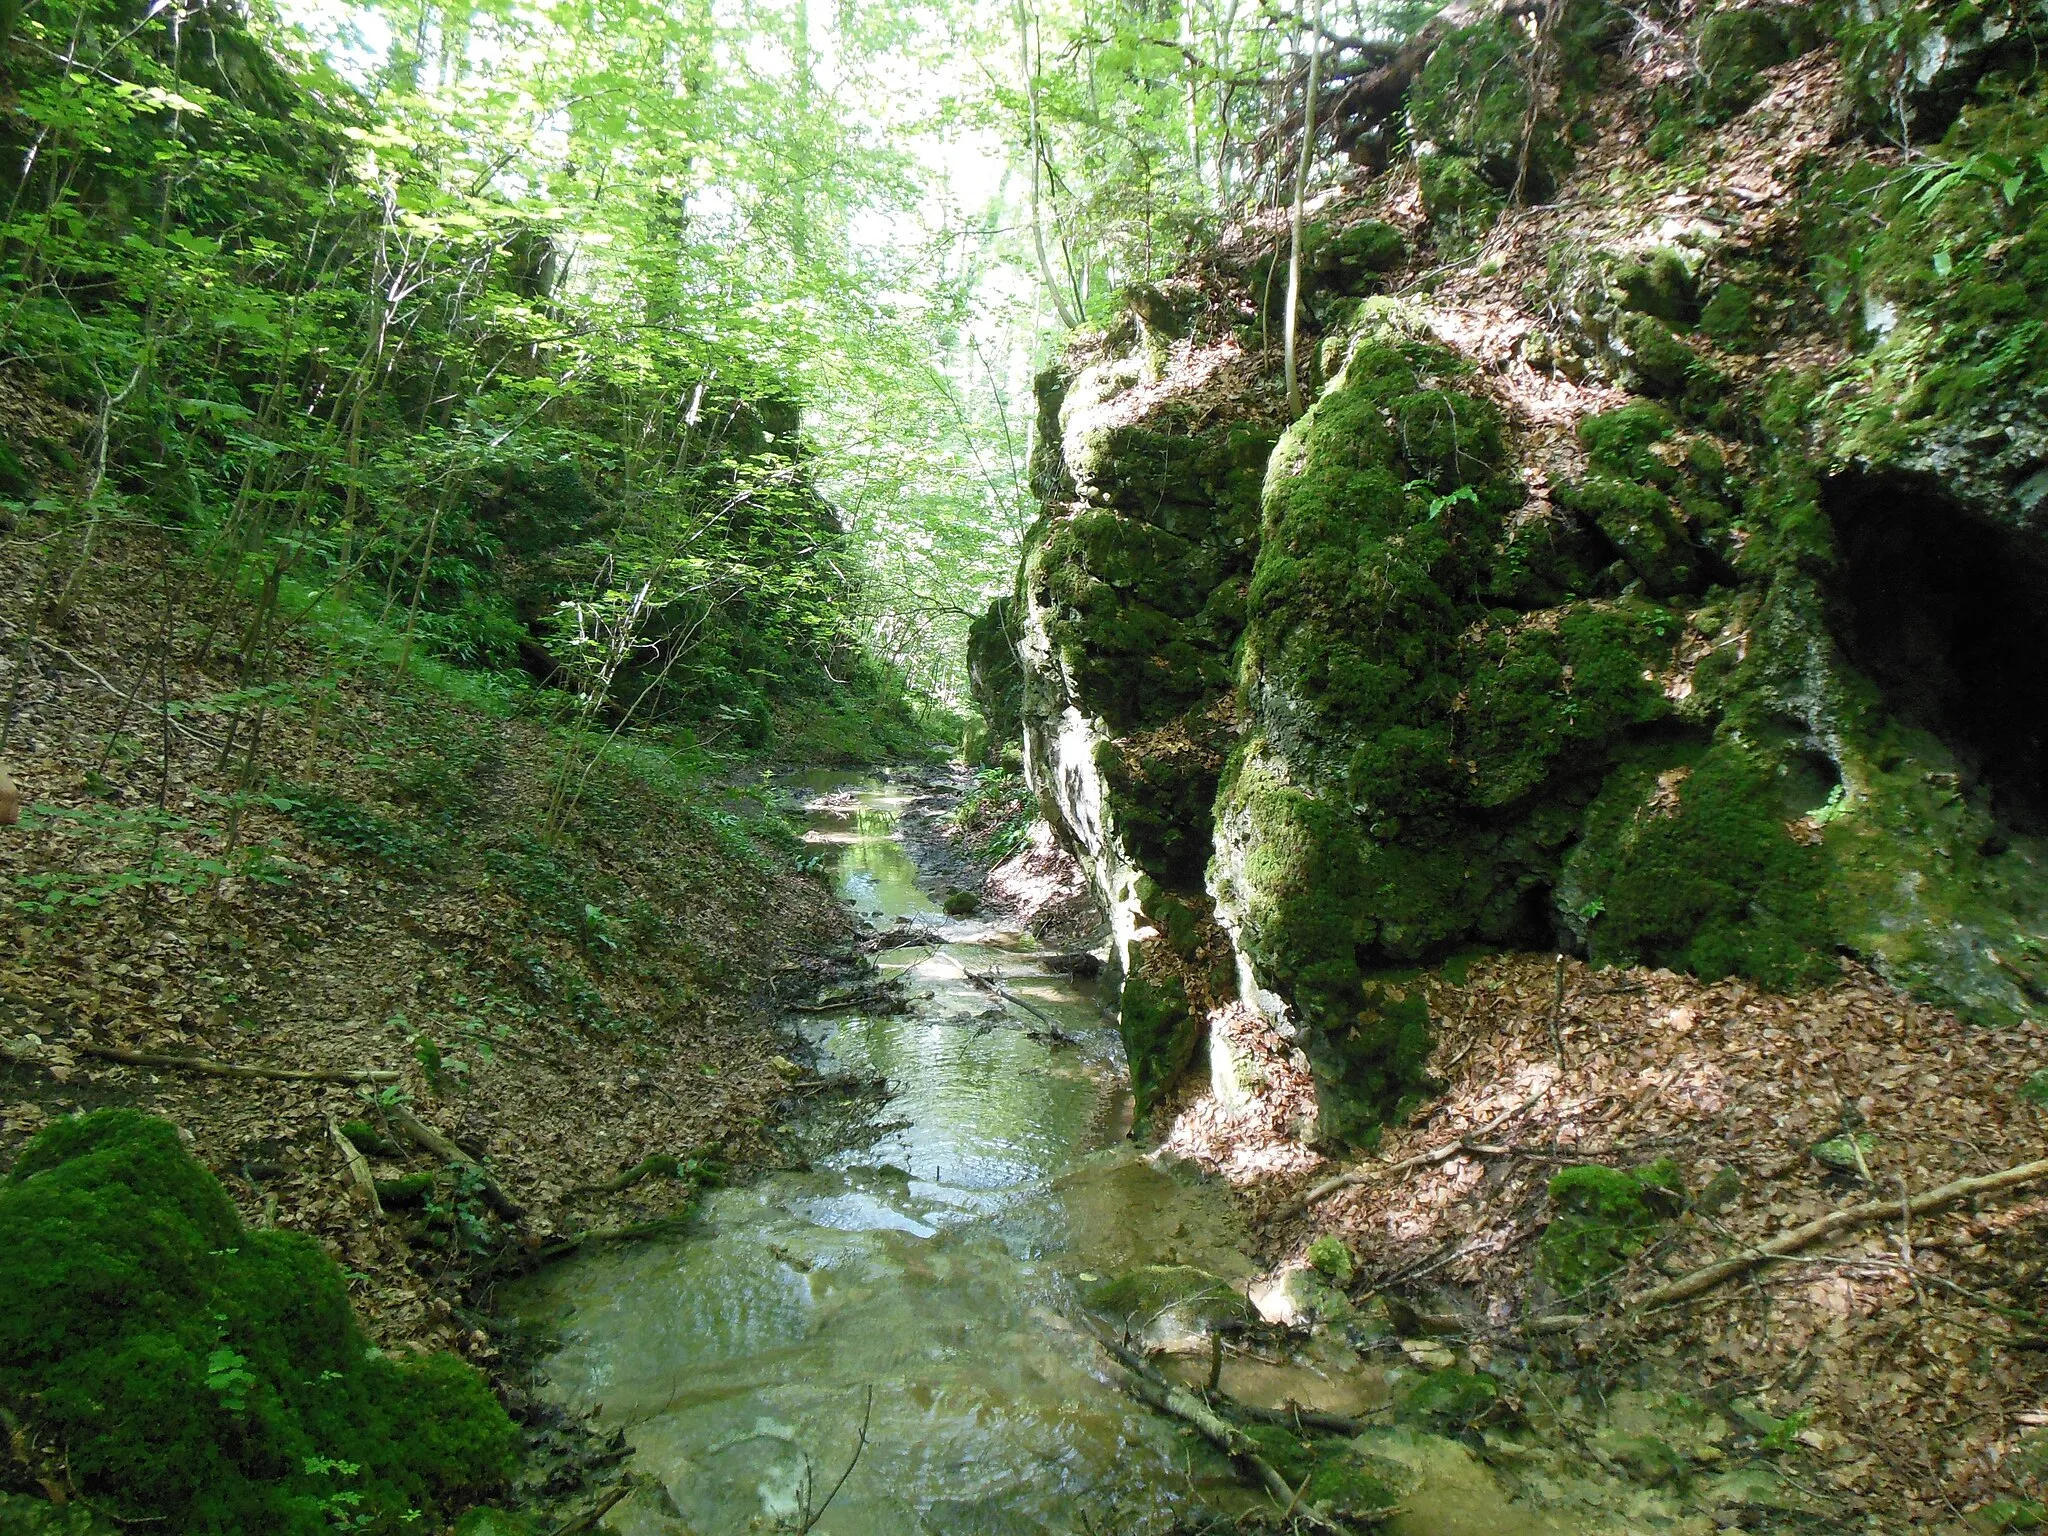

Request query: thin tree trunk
[
  {"left": 1284, "top": 0, "right": 1324, "bottom": 420},
  {"left": 1014, "top": 0, "right": 1080, "bottom": 329}
]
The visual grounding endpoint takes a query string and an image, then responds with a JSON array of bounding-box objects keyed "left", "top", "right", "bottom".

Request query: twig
[
  {"left": 799, "top": 1385, "right": 874, "bottom": 1534},
  {"left": 1081, "top": 1319, "right": 1353, "bottom": 1534},
  {"left": 73, "top": 1045, "right": 400, "bottom": 1084},
  {"left": 547, "top": 1479, "right": 635, "bottom": 1536},
  {"left": 1277, "top": 1084, "right": 1551, "bottom": 1218}
]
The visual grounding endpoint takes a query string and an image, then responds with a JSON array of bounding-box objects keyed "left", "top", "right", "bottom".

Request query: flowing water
[{"left": 511, "top": 776, "right": 1564, "bottom": 1536}]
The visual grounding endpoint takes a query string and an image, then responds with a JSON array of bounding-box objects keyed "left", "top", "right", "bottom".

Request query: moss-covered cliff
[{"left": 997, "top": 0, "right": 2048, "bottom": 1144}]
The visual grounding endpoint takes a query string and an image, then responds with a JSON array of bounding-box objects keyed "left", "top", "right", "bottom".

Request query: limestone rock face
[
  {"left": 999, "top": 5, "right": 2048, "bottom": 1144},
  {"left": 1016, "top": 320, "right": 1275, "bottom": 1116}
]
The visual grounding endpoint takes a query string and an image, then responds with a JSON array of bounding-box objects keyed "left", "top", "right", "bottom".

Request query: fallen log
[
  {"left": 1277, "top": 1086, "right": 1550, "bottom": 1219},
  {"left": 326, "top": 1115, "right": 384, "bottom": 1217},
  {"left": 1527, "top": 1156, "right": 2048, "bottom": 1333},
  {"left": 73, "top": 1045, "right": 401, "bottom": 1084},
  {"left": 385, "top": 1103, "right": 525, "bottom": 1222}
]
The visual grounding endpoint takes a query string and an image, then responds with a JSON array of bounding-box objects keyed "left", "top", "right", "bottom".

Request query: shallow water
[{"left": 512, "top": 775, "right": 1566, "bottom": 1536}]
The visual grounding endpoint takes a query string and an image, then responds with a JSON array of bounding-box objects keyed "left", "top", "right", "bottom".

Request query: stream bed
[{"left": 510, "top": 776, "right": 1563, "bottom": 1536}]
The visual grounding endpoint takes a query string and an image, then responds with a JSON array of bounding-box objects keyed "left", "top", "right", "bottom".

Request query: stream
[{"left": 510, "top": 776, "right": 1559, "bottom": 1536}]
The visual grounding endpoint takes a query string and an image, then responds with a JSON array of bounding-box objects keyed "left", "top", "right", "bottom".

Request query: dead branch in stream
[
  {"left": 964, "top": 967, "right": 1077, "bottom": 1043},
  {"left": 1525, "top": 1157, "right": 2048, "bottom": 1334},
  {"left": 1081, "top": 1318, "right": 1373, "bottom": 1533}
]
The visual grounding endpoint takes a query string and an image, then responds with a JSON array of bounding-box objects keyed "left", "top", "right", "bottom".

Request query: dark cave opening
[{"left": 1825, "top": 472, "right": 2048, "bottom": 834}]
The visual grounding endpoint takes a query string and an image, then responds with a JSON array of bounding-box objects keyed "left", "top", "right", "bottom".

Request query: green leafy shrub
[
  {"left": 1538, "top": 1158, "right": 1684, "bottom": 1296},
  {"left": 0, "top": 1111, "right": 518, "bottom": 1531},
  {"left": 1305, "top": 1234, "right": 1354, "bottom": 1283},
  {"left": 278, "top": 786, "right": 437, "bottom": 872}
]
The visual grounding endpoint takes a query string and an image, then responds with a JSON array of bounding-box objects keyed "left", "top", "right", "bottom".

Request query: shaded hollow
[{"left": 1825, "top": 472, "right": 2048, "bottom": 833}]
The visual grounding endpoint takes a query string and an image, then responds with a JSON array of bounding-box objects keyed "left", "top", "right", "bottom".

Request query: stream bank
[{"left": 499, "top": 777, "right": 1813, "bottom": 1536}]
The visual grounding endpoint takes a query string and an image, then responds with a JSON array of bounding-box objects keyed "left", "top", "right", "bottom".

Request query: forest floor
[
  {"left": 0, "top": 524, "right": 879, "bottom": 1392},
  {"left": 1145, "top": 955, "right": 2048, "bottom": 1530}
]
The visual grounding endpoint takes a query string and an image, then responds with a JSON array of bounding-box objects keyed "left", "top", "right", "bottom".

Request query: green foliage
[
  {"left": 0, "top": 1111, "right": 517, "bottom": 1531},
  {"left": 1305, "top": 1234, "right": 1354, "bottom": 1283},
  {"left": 1538, "top": 1158, "right": 1684, "bottom": 1296},
  {"left": 277, "top": 787, "right": 437, "bottom": 873}
]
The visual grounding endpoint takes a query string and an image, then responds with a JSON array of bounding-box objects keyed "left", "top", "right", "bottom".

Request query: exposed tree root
[{"left": 384, "top": 1102, "right": 526, "bottom": 1221}]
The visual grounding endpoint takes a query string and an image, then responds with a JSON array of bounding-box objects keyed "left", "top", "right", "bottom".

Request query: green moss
[
  {"left": 1118, "top": 966, "right": 1201, "bottom": 1114},
  {"left": 1395, "top": 1368, "right": 1502, "bottom": 1431},
  {"left": 1696, "top": 3, "right": 1819, "bottom": 117},
  {"left": 1698, "top": 284, "right": 1757, "bottom": 346},
  {"left": 1578, "top": 401, "right": 1678, "bottom": 483},
  {"left": 1309, "top": 219, "right": 1407, "bottom": 294},
  {"left": 1615, "top": 248, "right": 1701, "bottom": 325},
  {"left": 0, "top": 1111, "right": 518, "bottom": 1532},
  {"left": 1553, "top": 475, "right": 1705, "bottom": 596},
  {"left": 1240, "top": 1423, "right": 1402, "bottom": 1515},
  {"left": 1538, "top": 1158, "right": 1684, "bottom": 1296},
  {"left": 1409, "top": 19, "right": 1572, "bottom": 200},
  {"left": 1621, "top": 315, "right": 1704, "bottom": 396},
  {"left": 1560, "top": 740, "right": 1835, "bottom": 988},
  {"left": 965, "top": 596, "right": 1024, "bottom": 755},
  {"left": 1081, "top": 1265, "right": 1251, "bottom": 1330},
  {"left": 1419, "top": 154, "right": 1504, "bottom": 236},
  {"left": 1306, "top": 1234, "right": 1355, "bottom": 1283}
]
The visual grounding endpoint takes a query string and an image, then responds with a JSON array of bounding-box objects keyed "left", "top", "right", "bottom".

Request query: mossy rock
[
  {"left": 1696, "top": 3, "right": 1820, "bottom": 117},
  {"left": 1081, "top": 1265, "right": 1252, "bottom": 1332},
  {"left": 1395, "top": 1368, "right": 1502, "bottom": 1431},
  {"left": 1620, "top": 315, "right": 1706, "bottom": 397},
  {"left": 1698, "top": 283, "right": 1757, "bottom": 346},
  {"left": 1239, "top": 1423, "right": 1403, "bottom": 1517},
  {"left": 966, "top": 596, "right": 1025, "bottom": 751},
  {"left": 942, "top": 889, "right": 981, "bottom": 917},
  {"left": 1118, "top": 964, "right": 1201, "bottom": 1115},
  {"left": 1558, "top": 740, "right": 1835, "bottom": 988},
  {"left": 0, "top": 1111, "right": 518, "bottom": 1533},
  {"left": 1553, "top": 474, "right": 1705, "bottom": 596},
  {"left": 1537, "top": 1158, "right": 1685, "bottom": 1296},
  {"left": 1410, "top": 19, "right": 1571, "bottom": 200},
  {"left": 1310, "top": 220, "right": 1407, "bottom": 294},
  {"left": 1615, "top": 248, "right": 1702, "bottom": 325}
]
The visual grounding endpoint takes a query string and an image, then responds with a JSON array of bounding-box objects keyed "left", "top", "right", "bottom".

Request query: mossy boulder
[
  {"left": 1419, "top": 154, "right": 1504, "bottom": 236},
  {"left": 1558, "top": 740, "right": 1835, "bottom": 988},
  {"left": 0, "top": 1111, "right": 518, "bottom": 1532},
  {"left": 1696, "top": 2, "right": 1820, "bottom": 116},
  {"left": 1537, "top": 1158, "right": 1685, "bottom": 1297},
  {"left": 1309, "top": 219, "right": 1407, "bottom": 294}
]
